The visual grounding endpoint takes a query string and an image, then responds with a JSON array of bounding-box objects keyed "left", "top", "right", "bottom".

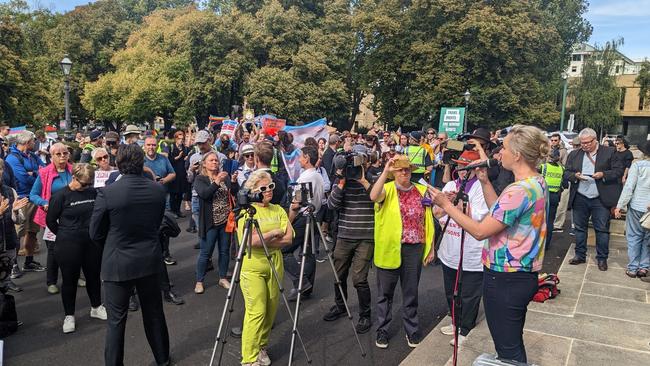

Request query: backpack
[{"left": 532, "top": 273, "right": 560, "bottom": 303}]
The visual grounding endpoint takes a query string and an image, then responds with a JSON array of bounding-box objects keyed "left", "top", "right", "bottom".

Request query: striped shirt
[{"left": 327, "top": 180, "right": 374, "bottom": 240}]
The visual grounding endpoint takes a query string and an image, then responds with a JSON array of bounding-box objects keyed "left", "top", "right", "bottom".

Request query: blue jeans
[
  {"left": 626, "top": 208, "right": 650, "bottom": 271},
  {"left": 573, "top": 193, "right": 610, "bottom": 261},
  {"left": 196, "top": 224, "right": 230, "bottom": 281}
]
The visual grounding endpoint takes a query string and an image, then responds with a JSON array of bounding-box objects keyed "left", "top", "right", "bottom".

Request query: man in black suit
[
  {"left": 90, "top": 144, "right": 170, "bottom": 366},
  {"left": 564, "top": 127, "right": 624, "bottom": 271}
]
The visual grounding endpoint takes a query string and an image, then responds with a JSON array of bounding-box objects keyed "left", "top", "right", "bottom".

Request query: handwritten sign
[
  {"left": 94, "top": 170, "right": 116, "bottom": 188},
  {"left": 262, "top": 117, "right": 286, "bottom": 136},
  {"left": 221, "top": 120, "right": 238, "bottom": 138}
]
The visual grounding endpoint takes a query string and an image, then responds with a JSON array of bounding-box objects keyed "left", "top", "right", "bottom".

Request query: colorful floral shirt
[
  {"left": 483, "top": 176, "right": 547, "bottom": 272},
  {"left": 397, "top": 186, "right": 425, "bottom": 244}
]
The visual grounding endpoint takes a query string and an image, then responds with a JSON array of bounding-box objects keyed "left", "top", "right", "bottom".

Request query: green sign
[{"left": 438, "top": 107, "right": 465, "bottom": 138}]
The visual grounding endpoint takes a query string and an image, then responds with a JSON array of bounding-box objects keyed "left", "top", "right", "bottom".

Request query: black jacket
[
  {"left": 89, "top": 174, "right": 166, "bottom": 282},
  {"left": 564, "top": 146, "right": 624, "bottom": 209},
  {"left": 193, "top": 174, "right": 238, "bottom": 239}
]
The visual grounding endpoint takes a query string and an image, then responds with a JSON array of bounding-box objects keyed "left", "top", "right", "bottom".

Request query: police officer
[
  {"left": 403, "top": 131, "right": 432, "bottom": 182},
  {"left": 540, "top": 148, "right": 567, "bottom": 249}
]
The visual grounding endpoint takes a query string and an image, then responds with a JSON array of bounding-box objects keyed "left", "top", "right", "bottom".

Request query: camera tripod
[
  {"left": 209, "top": 205, "right": 310, "bottom": 366},
  {"left": 433, "top": 173, "right": 470, "bottom": 366},
  {"left": 288, "top": 203, "right": 366, "bottom": 365}
]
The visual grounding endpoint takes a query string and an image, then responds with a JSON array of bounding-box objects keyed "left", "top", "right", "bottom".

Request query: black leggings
[
  {"left": 54, "top": 239, "right": 102, "bottom": 315},
  {"left": 46, "top": 240, "right": 59, "bottom": 286},
  {"left": 441, "top": 264, "right": 483, "bottom": 336},
  {"left": 483, "top": 268, "right": 538, "bottom": 363},
  {"left": 169, "top": 192, "right": 183, "bottom": 214}
]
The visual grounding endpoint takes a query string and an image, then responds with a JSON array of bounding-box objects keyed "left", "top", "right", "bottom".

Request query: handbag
[
  {"left": 641, "top": 210, "right": 650, "bottom": 230},
  {"left": 225, "top": 194, "right": 237, "bottom": 233}
]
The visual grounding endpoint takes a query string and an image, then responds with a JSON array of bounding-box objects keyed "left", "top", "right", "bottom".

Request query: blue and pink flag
[
  {"left": 281, "top": 118, "right": 330, "bottom": 182},
  {"left": 9, "top": 126, "right": 26, "bottom": 135}
]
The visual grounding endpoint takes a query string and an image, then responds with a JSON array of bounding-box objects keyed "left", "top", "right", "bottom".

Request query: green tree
[
  {"left": 636, "top": 60, "right": 650, "bottom": 107},
  {"left": 570, "top": 39, "right": 623, "bottom": 132}
]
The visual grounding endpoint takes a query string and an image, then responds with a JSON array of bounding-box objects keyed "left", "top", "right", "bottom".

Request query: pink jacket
[{"left": 33, "top": 163, "right": 72, "bottom": 228}]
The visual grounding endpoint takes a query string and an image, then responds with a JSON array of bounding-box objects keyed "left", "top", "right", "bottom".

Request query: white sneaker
[
  {"left": 449, "top": 334, "right": 466, "bottom": 347},
  {"left": 257, "top": 348, "right": 271, "bottom": 366},
  {"left": 63, "top": 315, "right": 75, "bottom": 333},
  {"left": 90, "top": 305, "right": 108, "bottom": 320},
  {"left": 218, "top": 278, "right": 231, "bottom": 290},
  {"left": 440, "top": 324, "right": 455, "bottom": 336}
]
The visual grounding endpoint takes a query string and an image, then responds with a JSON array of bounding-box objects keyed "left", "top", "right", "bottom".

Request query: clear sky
[{"left": 7, "top": 0, "right": 650, "bottom": 61}]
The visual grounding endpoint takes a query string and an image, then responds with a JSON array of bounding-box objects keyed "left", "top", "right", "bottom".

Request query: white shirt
[
  {"left": 437, "top": 179, "right": 489, "bottom": 272},
  {"left": 297, "top": 167, "right": 324, "bottom": 213}
]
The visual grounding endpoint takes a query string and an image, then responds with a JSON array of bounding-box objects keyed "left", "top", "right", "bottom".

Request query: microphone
[{"left": 455, "top": 159, "right": 499, "bottom": 171}]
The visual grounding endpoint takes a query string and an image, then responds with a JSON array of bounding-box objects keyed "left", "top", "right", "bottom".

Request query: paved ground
[
  {"left": 4, "top": 215, "right": 572, "bottom": 366},
  {"left": 403, "top": 225, "right": 647, "bottom": 366},
  {"left": 4, "top": 215, "right": 452, "bottom": 366}
]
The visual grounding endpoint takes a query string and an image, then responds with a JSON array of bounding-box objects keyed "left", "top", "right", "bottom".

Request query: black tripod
[
  {"left": 209, "top": 206, "right": 310, "bottom": 366},
  {"left": 288, "top": 203, "right": 366, "bottom": 365},
  {"left": 433, "top": 173, "right": 471, "bottom": 366}
]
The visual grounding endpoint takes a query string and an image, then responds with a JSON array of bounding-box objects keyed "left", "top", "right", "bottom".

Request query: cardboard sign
[
  {"left": 94, "top": 170, "right": 116, "bottom": 188},
  {"left": 262, "top": 117, "right": 286, "bottom": 136},
  {"left": 221, "top": 120, "right": 238, "bottom": 138}
]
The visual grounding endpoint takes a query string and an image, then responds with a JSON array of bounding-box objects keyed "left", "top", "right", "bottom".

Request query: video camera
[
  {"left": 442, "top": 138, "right": 476, "bottom": 165},
  {"left": 333, "top": 145, "right": 379, "bottom": 180},
  {"left": 236, "top": 188, "right": 264, "bottom": 207},
  {"left": 290, "top": 182, "right": 313, "bottom": 207}
]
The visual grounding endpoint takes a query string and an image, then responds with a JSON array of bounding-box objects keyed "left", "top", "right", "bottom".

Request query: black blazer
[
  {"left": 564, "top": 146, "right": 624, "bottom": 209},
  {"left": 89, "top": 174, "right": 166, "bottom": 282}
]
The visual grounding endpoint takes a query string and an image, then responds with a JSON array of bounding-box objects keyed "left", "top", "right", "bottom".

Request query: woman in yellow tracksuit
[{"left": 237, "top": 170, "right": 294, "bottom": 366}]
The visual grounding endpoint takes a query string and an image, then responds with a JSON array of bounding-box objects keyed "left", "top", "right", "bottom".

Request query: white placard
[
  {"left": 94, "top": 170, "right": 116, "bottom": 188},
  {"left": 43, "top": 226, "right": 56, "bottom": 242}
]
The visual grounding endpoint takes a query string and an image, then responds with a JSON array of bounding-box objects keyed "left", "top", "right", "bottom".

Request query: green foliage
[
  {"left": 570, "top": 39, "right": 623, "bottom": 131},
  {"left": 637, "top": 60, "right": 650, "bottom": 105}
]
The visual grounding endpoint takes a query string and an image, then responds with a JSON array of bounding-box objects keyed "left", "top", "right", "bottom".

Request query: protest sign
[
  {"left": 221, "top": 119, "right": 238, "bottom": 138},
  {"left": 262, "top": 117, "right": 286, "bottom": 136},
  {"left": 94, "top": 170, "right": 116, "bottom": 188}
]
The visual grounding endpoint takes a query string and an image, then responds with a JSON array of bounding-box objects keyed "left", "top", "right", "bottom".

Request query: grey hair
[
  {"left": 15, "top": 131, "right": 34, "bottom": 145},
  {"left": 578, "top": 128, "right": 597, "bottom": 140},
  {"left": 92, "top": 147, "right": 108, "bottom": 159},
  {"left": 50, "top": 142, "right": 68, "bottom": 154}
]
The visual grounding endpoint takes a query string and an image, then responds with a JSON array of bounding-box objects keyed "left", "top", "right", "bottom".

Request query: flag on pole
[{"left": 282, "top": 118, "right": 329, "bottom": 148}]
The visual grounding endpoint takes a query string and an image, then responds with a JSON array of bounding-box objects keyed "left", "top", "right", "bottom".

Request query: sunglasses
[
  {"left": 243, "top": 154, "right": 254, "bottom": 158},
  {"left": 255, "top": 182, "right": 275, "bottom": 193},
  {"left": 427, "top": 132, "right": 435, "bottom": 135},
  {"left": 437, "top": 137, "right": 446, "bottom": 140},
  {"left": 54, "top": 151, "right": 70, "bottom": 157},
  {"left": 96, "top": 155, "right": 108, "bottom": 161}
]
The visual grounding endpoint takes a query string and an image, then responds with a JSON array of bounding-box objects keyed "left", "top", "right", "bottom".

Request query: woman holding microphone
[
  {"left": 428, "top": 125, "right": 548, "bottom": 363},
  {"left": 237, "top": 170, "right": 293, "bottom": 366}
]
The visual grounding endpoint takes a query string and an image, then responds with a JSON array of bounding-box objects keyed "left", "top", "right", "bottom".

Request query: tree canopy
[{"left": 1, "top": 0, "right": 592, "bottom": 131}]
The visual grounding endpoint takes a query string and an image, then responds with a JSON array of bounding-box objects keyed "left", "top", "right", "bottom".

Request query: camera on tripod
[
  {"left": 290, "top": 182, "right": 313, "bottom": 207},
  {"left": 442, "top": 138, "right": 476, "bottom": 165},
  {"left": 333, "top": 145, "right": 379, "bottom": 180},
  {"left": 236, "top": 188, "right": 264, "bottom": 207}
]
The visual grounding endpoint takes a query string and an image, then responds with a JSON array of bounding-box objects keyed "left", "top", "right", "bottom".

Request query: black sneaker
[
  {"left": 164, "top": 256, "right": 177, "bottom": 265},
  {"left": 356, "top": 317, "right": 371, "bottom": 334},
  {"left": 376, "top": 330, "right": 389, "bottom": 349},
  {"left": 406, "top": 333, "right": 420, "bottom": 348},
  {"left": 23, "top": 262, "right": 46, "bottom": 272},
  {"left": 323, "top": 306, "right": 346, "bottom": 321},
  {"left": 10, "top": 265, "right": 23, "bottom": 279}
]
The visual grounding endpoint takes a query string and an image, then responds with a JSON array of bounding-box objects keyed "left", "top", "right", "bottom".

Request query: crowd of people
[{"left": 0, "top": 118, "right": 648, "bottom": 366}]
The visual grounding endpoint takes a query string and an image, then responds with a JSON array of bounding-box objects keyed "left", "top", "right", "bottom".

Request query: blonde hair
[
  {"left": 244, "top": 170, "right": 272, "bottom": 191},
  {"left": 91, "top": 147, "right": 108, "bottom": 160},
  {"left": 200, "top": 152, "right": 219, "bottom": 176},
  {"left": 507, "top": 125, "right": 550, "bottom": 167},
  {"left": 72, "top": 163, "right": 95, "bottom": 186}
]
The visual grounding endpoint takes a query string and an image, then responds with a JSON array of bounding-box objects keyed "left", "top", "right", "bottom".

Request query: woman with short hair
[
  {"left": 429, "top": 124, "right": 549, "bottom": 363},
  {"left": 238, "top": 170, "right": 293, "bottom": 366},
  {"left": 46, "top": 163, "right": 105, "bottom": 334},
  {"left": 92, "top": 148, "right": 113, "bottom": 172},
  {"left": 30, "top": 143, "right": 73, "bottom": 294},
  {"left": 193, "top": 151, "right": 238, "bottom": 293}
]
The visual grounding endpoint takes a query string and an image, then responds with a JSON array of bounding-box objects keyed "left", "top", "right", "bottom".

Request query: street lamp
[
  {"left": 463, "top": 89, "right": 471, "bottom": 133},
  {"left": 560, "top": 72, "right": 568, "bottom": 131},
  {"left": 60, "top": 55, "right": 72, "bottom": 131}
]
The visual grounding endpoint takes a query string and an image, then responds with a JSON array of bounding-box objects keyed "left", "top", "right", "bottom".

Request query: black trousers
[
  {"left": 376, "top": 244, "right": 423, "bottom": 338},
  {"left": 104, "top": 273, "right": 170, "bottom": 366},
  {"left": 332, "top": 238, "right": 374, "bottom": 318},
  {"left": 282, "top": 215, "right": 316, "bottom": 291},
  {"left": 54, "top": 239, "right": 102, "bottom": 315},
  {"left": 441, "top": 264, "right": 483, "bottom": 336},
  {"left": 169, "top": 192, "right": 183, "bottom": 214},
  {"left": 159, "top": 235, "right": 171, "bottom": 292},
  {"left": 545, "top": 191, "right": 561, "bottom": 249},
  {"left": 483, "top": 268, "right": 537, "bottom": 363},
  {"left": 45, "top": 240, "right": 59, "bottom": 286}
]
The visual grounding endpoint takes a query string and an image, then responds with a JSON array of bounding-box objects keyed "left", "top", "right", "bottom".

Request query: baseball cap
[
  {"left": 89, "top": 130, "right": 104, "bottom": 141},
  {"left": 195, "top": 130, "right": 211, "bottom": 144}
]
